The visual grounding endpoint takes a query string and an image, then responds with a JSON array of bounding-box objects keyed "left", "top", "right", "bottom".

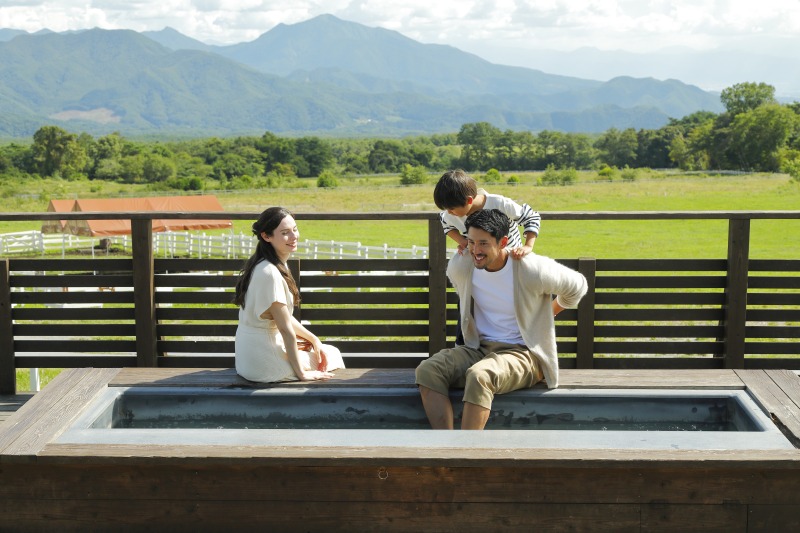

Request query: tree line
[{"left": 1, "top": 82, "right": 798, "bottom": 190}]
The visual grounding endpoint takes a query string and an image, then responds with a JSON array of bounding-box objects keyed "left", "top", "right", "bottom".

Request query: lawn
[{"left": 6, "top": 170, "right": 799, "bottom": 391}]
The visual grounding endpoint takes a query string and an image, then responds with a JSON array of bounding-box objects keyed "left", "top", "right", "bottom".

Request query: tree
[
  {"left": 31, "top": 125, "right": 87, "bottom": 178},
  {"left": 142, "top": 154, "right": 176, "bottom": 183},
  {"left": 294, "top": 137, "right": 333, "bottom": 177},
  {"left": 457, "top": 122, "right": 500, "bottom": 170},
  {"left": 720, "top": 82, "right": 777, "bottom": 116},
  {"left": 728, "top": 104, "right": 799, "bottom": 171},
  {"left": 368, "top": 140, "right": 413, "bottom": 173},
  {"left": 594, "top": 128, "right": 638, "bottom": 168}
]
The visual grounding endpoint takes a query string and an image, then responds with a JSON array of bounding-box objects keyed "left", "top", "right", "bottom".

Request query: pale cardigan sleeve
[{"left": 514, "top": 254, "right": 588, "bottom": 389}]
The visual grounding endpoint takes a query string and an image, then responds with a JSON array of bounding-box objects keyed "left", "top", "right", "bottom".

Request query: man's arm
[{"left": 537, "top": 257, "right": 588, "bottom": 311}]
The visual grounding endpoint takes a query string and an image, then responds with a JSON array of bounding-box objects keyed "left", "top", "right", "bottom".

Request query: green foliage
[
  {"left": 720, "top": 82, "right": 778, "bottom": 116},
  {"left": 317, "top": 170, "right": 339, "bottom": 188},
  {"left": 594, "top": 127, "right": 638, "bottom": 168},
  {"left": 620, "top": 166, "right": 637, "bottom": 182},
  {"left": 507, "top": 174, "right": 520, "bottom": 185},
  {"left": 399, "top": 164, "right": 428, "bottom": 186},
  {"left": 597, "top": 164, "right": 618, "bottom": 181},
  {"left": 457, "top": 122, "right": 500, "bottom": 170},
  {"left": 782, "top": 151, "right": 800, "bottom": 182},
  {"left": 541, "top": 164, "right": 576, "bottom": 186},
  {"left": 728, "top": 104, "right": 800, "bottom": 171},
  {"left": 483, "top": 168, "right": 502, "bottom": 183},
  {"left": 30, "top": 125, "right": 88, "bottom": 179}
]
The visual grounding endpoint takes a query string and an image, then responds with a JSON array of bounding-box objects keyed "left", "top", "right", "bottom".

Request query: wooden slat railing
[{"left": 1, "top": 211, "right": 799, "bottom": 393}]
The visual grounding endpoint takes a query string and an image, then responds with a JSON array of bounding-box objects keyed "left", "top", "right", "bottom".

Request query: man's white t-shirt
[{"left": 471, "top": 259, "right": 524, "bottom": 344}]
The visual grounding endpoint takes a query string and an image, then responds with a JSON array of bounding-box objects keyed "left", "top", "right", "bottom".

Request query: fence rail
[
  {"left": 0, "top": 230, "right": 429, "bottom": 261},
  {"left": 1, "top": 210, "right": 799, "bottom": 394}
]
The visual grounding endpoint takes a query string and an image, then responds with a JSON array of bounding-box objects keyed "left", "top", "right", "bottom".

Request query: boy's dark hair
[
  {"left": 465, "top": 209, "right": 510, "bottom": 241},
  {"left": 433, "top": 169, "right": 477, "bottom": 210}
]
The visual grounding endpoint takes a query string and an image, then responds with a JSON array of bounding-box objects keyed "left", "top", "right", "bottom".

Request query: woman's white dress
[{"left": 235, "top": 261, "right": 344, "bottom": 382}]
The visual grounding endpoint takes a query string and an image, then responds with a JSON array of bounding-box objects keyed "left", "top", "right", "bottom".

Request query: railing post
[
  {"left": 289, "top": 260, "right": 301, "bottom": 321},
  {"left": 576, "top": 257, "right": 597, "bottom": 369},
  {"left": 723, "top": 218, "right": 750, "bottom": 369},
  {"left": 427, "top": 218, "right": 448, "bottom": 355},
  {"left": 0, "top": 259, "right": 16, "bottom": 393},
  {"left": 132, "top": 218, "right": 158, "bottom": 367}
]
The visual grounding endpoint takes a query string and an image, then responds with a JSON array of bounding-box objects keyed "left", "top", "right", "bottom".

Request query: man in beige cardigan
[{"left": 415, "top": 209, "right": 588, "bottom": 430}]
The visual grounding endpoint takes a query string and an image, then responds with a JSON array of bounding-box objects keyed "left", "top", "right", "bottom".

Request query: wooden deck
[
  {"left": 1, "top": 368, "right": 800, "bottom": 531},
  {"left": 0, "top": 393, "right": 33, "bottom": 426}
]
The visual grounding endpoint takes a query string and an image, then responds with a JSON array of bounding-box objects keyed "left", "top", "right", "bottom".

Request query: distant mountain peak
[{"left": 0, "top": 20, "right": 725, "bottom": 138}]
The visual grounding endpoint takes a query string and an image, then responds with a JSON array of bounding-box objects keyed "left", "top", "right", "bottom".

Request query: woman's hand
[
  {"left": 299, "top": 370, "right": 334, "bottom": 381},
  {"left": 316, "top": 344, "right": 330, "bottom": 371}
]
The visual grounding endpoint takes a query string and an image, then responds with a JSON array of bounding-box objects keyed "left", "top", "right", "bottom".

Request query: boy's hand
[
  {"left": 510, "top": 245, "right": 532, "bottom": 260},
  {"left": 457, "top": 240, "right": 469, "bottom": 255}
]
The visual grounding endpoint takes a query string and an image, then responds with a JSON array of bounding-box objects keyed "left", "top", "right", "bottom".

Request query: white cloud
[{"left": 1, "top": 0, "right": 799, "bottom": 52}]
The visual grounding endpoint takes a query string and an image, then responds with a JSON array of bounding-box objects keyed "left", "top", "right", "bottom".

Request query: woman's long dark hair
[{"left": 234, "top": 207, "right": 300, "bottom": 309}]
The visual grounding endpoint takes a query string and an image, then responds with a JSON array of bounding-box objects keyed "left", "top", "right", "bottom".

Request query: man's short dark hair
[
  {"left": 465, "top": 209, "right": 510, "bottom": 241},
  {"left": 433, "top": 169, "right": 477, "bottom": 210}
]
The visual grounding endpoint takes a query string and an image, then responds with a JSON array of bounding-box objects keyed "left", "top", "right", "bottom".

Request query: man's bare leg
[
  {"left": 461, "top": 401, "right": 490, "bottom": 430},
  {"left": 419, "top": 385, "right": 454, "bottom": 429}
]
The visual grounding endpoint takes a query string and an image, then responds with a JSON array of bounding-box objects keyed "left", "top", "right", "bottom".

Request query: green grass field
[
  {"left": 186, "top": 171, "right": 800, "bottom": 260},
  {"left": 6, "top": 170, "right": 799, "bottom": 391},
  {"left": 3, "top": 171, "right": 799, "bottom": 259}
]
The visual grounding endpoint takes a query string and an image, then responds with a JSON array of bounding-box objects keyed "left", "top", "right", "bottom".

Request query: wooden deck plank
[
  {"left": 7, "top": 462, "right": 799, "bottom": 506},
  {"left": 735, "top": 369, "right": 800, "bottom": 447},
  {"left": 0, "top": 368, "right": 88, "bottom": 455},
  {"left": 0, "top": 368, "right": 120, "bottom": 460},
  {"left": 0, "top": 393, "right": 34, "bottom": 425},
  {"left": 39, "top": 442, "right": 800, "bottom": 467},
  {"left": 0, "top": 499, "right": 644, "bottom": 532},
  {"left": 556, "top": 369, "right": 744, "bottom": 389},
  {"left": 108, "top": 367, "right": 419, "bottom": 388},
  {"left": 108, "top": 367, "right": 746, "bottom": 390}
]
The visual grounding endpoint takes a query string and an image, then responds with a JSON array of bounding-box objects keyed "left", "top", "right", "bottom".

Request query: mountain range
[{"left": 0, "top": 14, "right": 726, "bottom": 138}]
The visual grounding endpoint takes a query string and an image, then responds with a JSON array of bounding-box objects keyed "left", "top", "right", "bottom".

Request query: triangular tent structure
[
  {"left": 56, "top": 196, "right": 232, "bottom": 236},
  {"left": 41, "top": 199, "right": 77, "bottom": 234}
]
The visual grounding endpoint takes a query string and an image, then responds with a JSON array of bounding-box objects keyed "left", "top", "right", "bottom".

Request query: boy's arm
[
  {"left": 440, "top": 212, "right": 468, "bottom": 252},
  {"left": 446, "top": 229, "right": 469, "bottom": 253},
  {"left": 516, "top": 202, "right": 541, "bottom": 238},
  {"left": 510, "top": 201, "right": 541, "bottom": 259}
]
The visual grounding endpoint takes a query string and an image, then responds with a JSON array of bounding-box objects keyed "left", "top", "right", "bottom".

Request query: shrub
[
  {"left": 483, "top": 168, "right": 502, "bottom": 183},
  {"left": 620, "top": 166, "right": 637, "bottom": 182},
  {"left": 541, "top": 164, "right": 560, "bottom": 186},
  {"left": 541, "top": 165, "right": 576, "bottom": 186},
  {"left": 597, "top": 164, "right": 618, "bottom": 181},
  {"left": 400, "top": 164, "right": 428, "bottom": 185},
  {"left": 507, "top": 174, "right": 520, "bottom": 185},
  {"left": 317, "top": 170, "right": 339, "bottom": 188}
]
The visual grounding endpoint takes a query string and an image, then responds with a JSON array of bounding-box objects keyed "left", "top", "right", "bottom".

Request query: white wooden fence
[{"left": 1, "top": 231, "right": 428, "bottom": 260}]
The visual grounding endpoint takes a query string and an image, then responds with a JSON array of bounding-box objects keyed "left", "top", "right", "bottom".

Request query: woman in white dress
[{"left": 233, "top": 207, "right": 345, "bottom": 382}]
